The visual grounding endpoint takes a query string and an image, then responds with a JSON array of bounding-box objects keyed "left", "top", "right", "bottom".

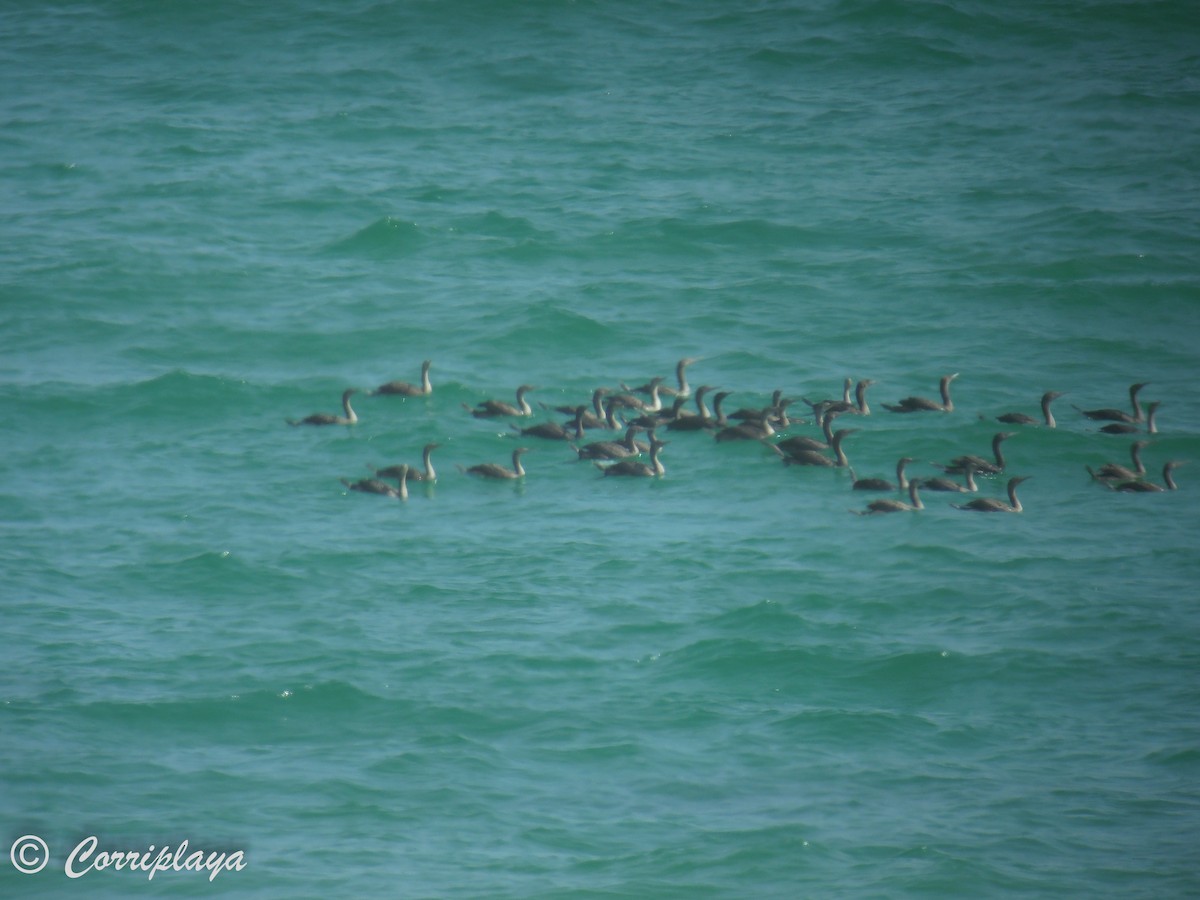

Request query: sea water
[{"left": 3, "top": 1, "right": 1199, "bottom": 896}]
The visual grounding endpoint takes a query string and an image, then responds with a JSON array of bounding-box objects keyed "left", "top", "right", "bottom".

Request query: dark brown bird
[
  {"left": 665, "top": 386, "right": 719, "bottom": 431},
  {"left": 953, "top": 476, "right": 1030, "bottom": 513},
  {"left": 1074, "top": 382, "right": 1149, "bottom": 424},
  {"left": 1087, "top": 440, "right": 1150, "bottom": 483},
  {"left": 1109, "top": 460, "right": 1186, "bottom": 492},
  {"left": 288, "top": 389, "right": 359, "bottom": 426},
  {"left": 462, "top": 447, "right": 530, "bottom": 479},
  {"left": 466, "top": 384, "right": 536, "bottom": 418},
  {"left": 773, "top": 428, "right": 857, "bottom": 468},
  {"left": 883, "top": 373, "right": 958, "bottom": 413},
  {"left": 596, "top": 438, "right": 667, "bottom": 477},
  {"left": 937, "top": 432, "right": 1015, "bottom": 476},
  {"left": 342, "top": 465, "right": 408, "bottom": 499},
  {"left": 571, "top": 426, "right": 648, "bottom": 461},
  {"left": 853, "top": 479, "right": 924, "bottom": 515},
  {"left": 371, "top": 443, "right": 440, "bottom": 484},
  {"left": 1099, "top": 400, "right": 1160, "bottom": 435},
  {"left": 850, "top": 457, "right": 913, "bottom": 492},
  {"left": 921, "top": 464, "right": 979, "bottom": 493},
  {"left": 371, "top": 360, "right": 432, "bottom": 397},
  {"left": 996, "top": 390, "right": 1063, "bottom": 427},
  {"left": 513, "top": 406, "right": 587, "bottom": 441}
]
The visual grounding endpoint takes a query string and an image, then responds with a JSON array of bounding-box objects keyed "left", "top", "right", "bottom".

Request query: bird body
[
  {"left": 850, "top": 457, "right": 913, "bottom": 492},
  {"left": 372, "top": 443, "right": 440, "bottom": 483},
  {"left": 1099, "top": 401, "right": 1161, "bottom": 435},
  {"left": 571, "top": 426, "right": 647, "bottom": 460},
  {"left": 810, "top": 378, "right": 875, "bottom": 418},
  {"left": 938, "top": 432, "right": 1015, "bottom": 476},
  {"left": 1110, "top": 461, "right": 1186, "bottom": 492},
  {"left": 342, "top": 465, "right": 408, "bottom": 499},
  {"left": 288, "top": 389, "right": 359, "bottom": 426},
  {"left": 610, "top": 377, "right": 666, "bottom": 413},
  {"left": 953, "top": 476, "right": 1029, "bottom": 513},
  {"left": 921, "top": 465, "right": 979, "bottom": 493},
  {"left": 883, "top": 373, "right": 958, "bottom": 413},
  {"left": 514, "top": 406, "right": 586, "bottom": 441},
  {"left": 372, "top": 360, "right": 432, "bottom": 397},
  {"left": 665, "top": 386, "right": 718, "bottom": 432},
  {"left": 623, "top": 358, "right": 699, "bottom": 399},
  {"left": 546, "top": 387, "right": 611, "bottom": 429},
  {"left": 855, "top": 479, "right": 924, "bottom": 515},
  {"left": 463, "top": 447, "right": 530, "bottom": 480},
  {"left": 714, "top": 410, "right": 775, "bottom": 442},
  {"left": 774, "top": 428, "right": 857, "bottom": 468},
  {"left": 468, "top": 385, "right": 536, "bottom": 418},
  {"left": 596, "top": 439, "right": 667, "bottom": 477},
  {"left": 1074, "top": 382, "right": 1149, "bottom": 424},
  {"left": 775, "top": 412, "right": 839, "bottom": 455},
  {"left": 996, "top": 390, "right": 1063, "bottom": 427},
  {"left": 1087, "top": 440, "right": 1150, "bottom": 483}
]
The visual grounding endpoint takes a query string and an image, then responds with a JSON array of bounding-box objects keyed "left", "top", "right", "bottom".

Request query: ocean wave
[
  {"left": 10, "top": 370, "right": 257, "bottom": 432},
  {"left": 470, "top": 300, "right": 620, "bottom": 358},
  {"left": 323, "top": 217, "right": 428, "bottom": 257},
  {"left": 592, "top": 215, "right": 817, "bottom": 258},
  {"left": 63, "top": 680, "right": 397, "bottom": 737},
  {"left": 450, "top": 209, "right": 552, "bottom": 242}
]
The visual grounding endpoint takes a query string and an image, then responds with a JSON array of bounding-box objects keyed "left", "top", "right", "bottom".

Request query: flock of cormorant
[{"left": 286, "top": 358, "right": 1183, "bottom": 512}]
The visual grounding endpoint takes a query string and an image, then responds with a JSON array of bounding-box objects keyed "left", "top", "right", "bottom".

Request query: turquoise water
[{"left": 3, "top": 1, "right": 1200, "bottom": 896}]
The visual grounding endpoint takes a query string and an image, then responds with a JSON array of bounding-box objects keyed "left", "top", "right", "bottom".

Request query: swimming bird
[
  {"left": 544, "top": 387, "right": 611, "bottom": 430},
  {"left": 656, "top": 389, "right": 730, "bottom": 432},
  {"left": 570, "top": 425, "right": 648, "bottom": 460},
  {"left": 610, "top": 377, "right": 666, "bottom": 413},
  {"left": 342, "top": 465, "right": 407, "bottom": 499},
  {"left": 1087, "top": 440, "right": 1150, "bottom": 483},
  {"left": 580, "top": 388, "right": 615, "bottom": 429},
  {"left": 937, "top": 432, "right": 1015, "bottom": 476},
  {"left": 883, "top": 373, "right": 958, "bottom": 413},
  {"left": 665, "top": 385, "right": 718, "bottom": 431},
  {"left": 810, "top": 378, "right": 875, "bottom": 418},
  {"left": 288, "top": 389, "right": 359, "bottom": 426},
  {"left": 773, "top": 428, "right": 857, "bottom": 467},
  {"left": 1074, "top": 382, "right": 1149, "bottom": 424},
  {"left": 996, "top": 390, "right": 1063, "bottom": 427},
  {"left": 466, "top": 384, "right": 536, "bottom": 418},
  {"left": 670, "top": 356, "right": 700, "bottom": 397},
  {"left": 800, "top": 378, "right": 853, "bottom": 419},
  {"left": 596, "top": 438, "right": 667, "bottom": 477},
  {"left": 513, "top": 406, "right": 587, "bottom": 441},
  {"left": 775, "top": 411, "right": 840, "bottom": 455},
  {"left": 599, "top": 398, "right": 628, "bottom": 431},
  {"left": 851, "top": 378, "right": 876, "bottom": 415},
  {"left": 632, "top": 394, "right": 688, "bottom": 429},
  {"left": 921, "top": 463, "right": 979, "bottom": 493},
  {"left": 371, "top": 359, "right": 432, "bottom": 397},
  {"left": 371, "top": 443, "right": 440, "bottom": 483},
  {"left": 853, "top": 479, "right": 924, "bottom": 515},
  {"left": 769, "top": 399, "right": 807, "bottom": 430},
  {"left": 462, "top": 447, "right": 530, "bottom": 479},
  {"left": 704, "top": 391, "right": 734, "bottom": 430},
  {"left": 729, "top": 389, "right": 783, "bottom": 422},
  {"left": 714, "top": 409, "right": 776, "bottom": 442},
  {"left": 623, "top": 357, "right": 700, "bottom": 399},
  {"left": 1109, "top": 460, "right": 1186, "bottom": 492},
  {"left": 953, "top": 476, "right": 1030, "bottom": 513},
  {"left": 850, "top": 457, "right": 913, "bottom": 492},
  {"left": 1099, "top": 400, "right": 1161, "bottom": 435}
]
